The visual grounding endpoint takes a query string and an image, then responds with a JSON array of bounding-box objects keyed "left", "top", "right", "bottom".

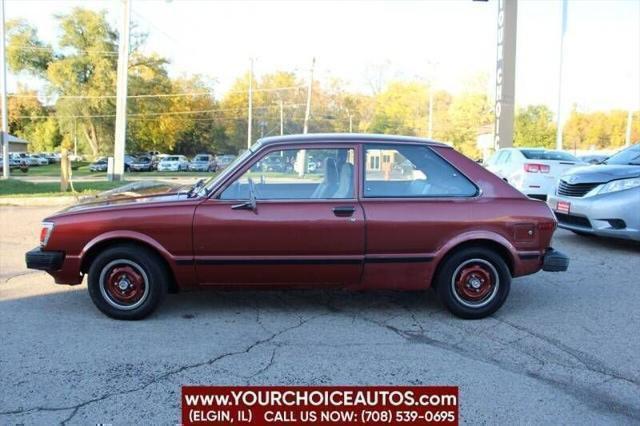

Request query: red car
[{"left": 26, "top": 134, "right": 568, "bottom": 320}]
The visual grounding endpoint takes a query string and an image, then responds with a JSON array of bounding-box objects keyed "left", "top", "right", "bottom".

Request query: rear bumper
[
  {"left": 542, "top": 248, "right": 569, "bottom": 272},
  {"left": 25, "top": 247, "right": 64, "bottom": 271}
]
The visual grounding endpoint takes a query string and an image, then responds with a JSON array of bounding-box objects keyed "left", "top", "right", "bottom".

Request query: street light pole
[
  {"left": 112, "top": 0, "right": 131, "bottom": 181},
  {"left": 1, "top": 0, "right": 9, "bottom": 179}
]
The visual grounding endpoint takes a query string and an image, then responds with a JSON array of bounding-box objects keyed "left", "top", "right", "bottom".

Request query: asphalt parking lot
[{"left": 1, "top": 206, "right": 639, "bottom": 424}]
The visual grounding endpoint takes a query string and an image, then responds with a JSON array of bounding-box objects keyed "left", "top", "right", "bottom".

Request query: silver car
[{"left": 547, "top": 144, "right": 640, "bottom": 241}]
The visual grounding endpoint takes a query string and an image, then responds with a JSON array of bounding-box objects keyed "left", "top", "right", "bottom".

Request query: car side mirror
[{"left": 231, "top": 178, "right": 257, "bottom": 213}]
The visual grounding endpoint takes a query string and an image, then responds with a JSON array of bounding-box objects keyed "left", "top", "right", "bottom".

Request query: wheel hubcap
[
  {"left": 100, "top": 260, "right": 149, "bottom": 310},
  {"left": 451, "top": 259, "right": 499, "bottom": 308}
]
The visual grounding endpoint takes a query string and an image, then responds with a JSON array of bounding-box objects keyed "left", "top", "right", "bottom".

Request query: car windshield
[
  {"left": 136, "top": 157, "right": 151, "bottom": 163},
  {"left": 164, "top": 156, "right": 180, "bottom": 161},
  {"left": 519, "top": 149, "right": 579, "bottom": 161},
  {"left": 194, "top": 155, "right": 209, "bottom": 161},
  {"left": 604, "top": 145, "right": 640, "bottom": 165},
  {"left": 198, "top": 150, "right": 251, "bottom": 197}
]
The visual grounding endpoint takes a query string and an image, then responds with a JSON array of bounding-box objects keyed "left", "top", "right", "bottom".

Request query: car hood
[
  {"left": 561, "top": 164, "right": 640, "bottom": 184},
  {"left": 58, "top": 180, "right": 190, "bottom": 214}
]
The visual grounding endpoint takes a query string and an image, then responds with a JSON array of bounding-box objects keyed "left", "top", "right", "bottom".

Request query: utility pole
[
  {"left": 428, "top": 89, "right": 433, "bottom": 139},
  {"left": 625, "top": 108, "right": 633, "bottom": 147},
  {"left": 426, "top": 60, "right": 438, "bottom": 139},
  {"left": 303, "top": 57, "right": 315, "bottom": 134},
  {"left": 555, "top": 0, "right": 568, "bottom": 150},
  {"left": 279, "top": 98, "right": 284, "bottom": 136},
  {"left": 1, "top": 0, "right": 9, "bottom": 179},
  {"left": 73, "top": 117, "right": 78, "bottom": 157},
  {"left": 247, "top": 57, "right": 253, "bottom": 148},
  {"left": 111, "top": 0, "right": 131, "bottom": 181}
]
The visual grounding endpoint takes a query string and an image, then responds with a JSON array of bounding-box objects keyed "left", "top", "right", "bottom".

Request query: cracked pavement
[{"left": 1, "top": 206, "right": 639, "bottom": 424}]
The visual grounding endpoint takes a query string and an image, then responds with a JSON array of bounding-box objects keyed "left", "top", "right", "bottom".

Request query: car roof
[{"left": 255, "top": 133, "right": 449, "bottom": 150}]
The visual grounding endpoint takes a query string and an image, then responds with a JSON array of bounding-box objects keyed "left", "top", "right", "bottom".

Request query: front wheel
[
  {"left": 434, "top": 247, "right": 511, "bottom": 319},
  {"left": 88, "top": 244, "right": 168, "bottom": 320}
]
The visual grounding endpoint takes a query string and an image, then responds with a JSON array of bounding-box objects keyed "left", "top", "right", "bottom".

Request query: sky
[{"left": 5, "top": 0, "right": 640, "bottom": 116}]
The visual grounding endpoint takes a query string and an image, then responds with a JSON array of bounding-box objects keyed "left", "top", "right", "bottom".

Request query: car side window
[
  {"left": 219, "top": 148, "right": 356, "bottom": 200},
  {"left": 363, "top": 144, "right": 477, "bottom": 198}
]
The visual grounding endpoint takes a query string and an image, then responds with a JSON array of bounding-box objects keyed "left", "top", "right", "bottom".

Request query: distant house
[{"left": 2, "top": 132, "right": 29, "bottom": 153}]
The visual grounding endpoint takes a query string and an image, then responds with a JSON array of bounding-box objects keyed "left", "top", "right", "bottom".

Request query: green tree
[
  {"left": 7, "top": 8, "right": 178, "bottom": 157},
  {"left": 513, "top": 105, "right": 556, "bottom": 148}
]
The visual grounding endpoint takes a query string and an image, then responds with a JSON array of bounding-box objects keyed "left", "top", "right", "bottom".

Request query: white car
[
  {"left": 11, "top": 153, "right": 39, "bottom": 166},
  {"left": 157, "top": 155, "right": 189, "bottom": 172},
  {"left": 485, "top": 148, "right": 586, "bottom": 200},
  {"left": 29, "top": 154, "right": 49, "bottom": 166}
]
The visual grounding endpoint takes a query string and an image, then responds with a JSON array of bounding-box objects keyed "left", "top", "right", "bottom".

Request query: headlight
[
  {"left": 40, "top": 222, "right": 55, "bottom": 247},
  {"left": 599, "top": 177, "right": 640, "bottom": 195}
]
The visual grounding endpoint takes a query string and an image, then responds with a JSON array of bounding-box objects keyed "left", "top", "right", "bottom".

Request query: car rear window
[{"left": 519, "top": 150, "right": 578, "bottom": 161}]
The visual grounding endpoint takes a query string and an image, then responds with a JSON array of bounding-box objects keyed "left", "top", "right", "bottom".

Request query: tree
[
  {"left": 6, "top": 8, "right": 176, "bottom": 157},
  {"left": 513, "top": 105, "right": 556, "bottom": 148},
  {"left": 369, "top": 81, "right": 428, "bottom": 136}
]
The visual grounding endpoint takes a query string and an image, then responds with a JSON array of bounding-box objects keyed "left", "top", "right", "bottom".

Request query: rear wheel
[
  {"left": 88, "top": 244, "right": 168, "bottom": 320},
  {"left": 435, "top": 247, "right": 511, "bottom": 319}
]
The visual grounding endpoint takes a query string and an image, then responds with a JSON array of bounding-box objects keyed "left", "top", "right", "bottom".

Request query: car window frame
[
  {"left": 360, "top": 142, "right": 480, "bottom": 200},
  {"left": 211, "top": 142, "right": 360, "bottom": 203}
]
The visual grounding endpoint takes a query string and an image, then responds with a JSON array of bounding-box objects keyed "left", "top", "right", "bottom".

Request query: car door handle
[{"left": 333, "top": 206, "right": 355, "bottom": 217}]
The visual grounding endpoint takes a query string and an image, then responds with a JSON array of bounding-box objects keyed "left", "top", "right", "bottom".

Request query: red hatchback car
[{"left": 26, "top": 134, "right": 568, "bottom": 320}]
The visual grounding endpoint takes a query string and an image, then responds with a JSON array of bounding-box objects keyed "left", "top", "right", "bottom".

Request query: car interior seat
[
  {"left": 311, "top": 158, "right": 339, "bottom": 198},
  {"left": 333, "top": 162, "right": 354, "bottom": 198}
]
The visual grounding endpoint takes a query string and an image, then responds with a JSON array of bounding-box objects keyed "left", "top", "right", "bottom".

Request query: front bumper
[
  {"left": 548, "top": 189, "right": 640, "bottom": 241},
  {"left": 25, "top": 247, "right": 64, "bottom": 271},
  {"left": 542, "top": 248, "right": 569, "bottom": 272}
]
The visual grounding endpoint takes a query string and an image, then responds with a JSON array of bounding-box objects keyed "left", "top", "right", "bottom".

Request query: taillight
[
  {"left": 524, "top": 163, "right": 550, "bottom": 173},
  {"left": 40, "top": 222, "right": 54, "bottom": 247},
  {"left": 538, "top": 221, "right": 556, "bottom": 231}
]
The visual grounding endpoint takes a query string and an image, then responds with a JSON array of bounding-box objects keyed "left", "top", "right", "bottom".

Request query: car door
[
  {"left": 193, "top": 144, "right": 365, "bottom": 286},
  {"left": 359, "top": 143, "right": 479, "bottom": 290}
]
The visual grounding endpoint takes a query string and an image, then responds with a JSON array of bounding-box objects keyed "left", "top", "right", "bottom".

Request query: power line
[
  {"left": 13, "top": 103, "right": 307, "bottom": 120},
  {"left": 10, "top": 44, "right": 119, "bottom": 56},
  {"left": 8, "top": 85, "right": 306, "bottom": 100}
]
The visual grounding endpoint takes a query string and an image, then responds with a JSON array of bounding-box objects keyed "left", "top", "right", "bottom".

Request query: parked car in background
[
  {"left": 157, "top": 155, "right": 189, "bottom": 172},
  {"left": 130, "top": 156, "right": 154, "bottom": 172},
  {"left": 548, "top": 143, "right": 640, "bottom": 241},
  {"left": 89, "top": 158, "right": 108, "bottom": 172},
  {"left": 12, "top": 153, "right": 39, "bottom": 166},
  {"left": 578, "top": 154, "right": 608, "bottom": 165},
  {"left": 189, "top": 154, "right": 217, "bottom": 172},
  {"left": 215, "top": 154, "right": 237, "bottom": 170},
  {"left": 259, "top": 155, "right": 293, "bottom": 173},
  {"left": 29, "top": 154, "right": 49, "bottom": 166},
  {"left": 26, "top": 133, "right": 568, "bottom": 320},
  {"left": 42, "top": 153, "right": 59, "bottom": 163},
  {"left": 0, "top": 156, "right": 28, "bottom": 172},
  {"left": 485, "top": 148, "right": 586, "bottom": 200},
  {"left": 68, "top": 154, "right": 84, "bottom": 162}
]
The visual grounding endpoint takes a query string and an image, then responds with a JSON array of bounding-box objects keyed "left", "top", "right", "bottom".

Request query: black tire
[
  {"left": 434, "top": 247, "right": 511, "bottom": 319},
  {"left": 87, "top": 244, "right": 168, "bottom": 320}
]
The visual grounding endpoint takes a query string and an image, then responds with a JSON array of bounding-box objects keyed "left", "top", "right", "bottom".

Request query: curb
[{"left": 0, "top": 196, "right": 77, "bottom": 207}]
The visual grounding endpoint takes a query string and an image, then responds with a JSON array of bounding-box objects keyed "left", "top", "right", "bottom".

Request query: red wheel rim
[
  {"left": 454, "top": 261, "right": 496, "bottom": 303},
  {"left": 105, "top": 264, "right": 146, "bottom": 306}
]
